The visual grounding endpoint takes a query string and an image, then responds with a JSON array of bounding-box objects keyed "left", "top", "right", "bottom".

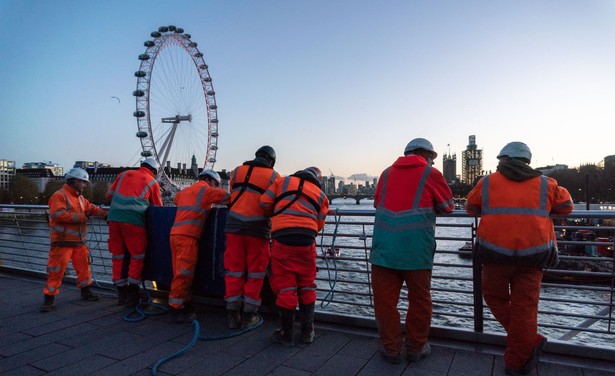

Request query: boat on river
[{"left": 458, "top": 241, "right": 473, "bottom": 259}]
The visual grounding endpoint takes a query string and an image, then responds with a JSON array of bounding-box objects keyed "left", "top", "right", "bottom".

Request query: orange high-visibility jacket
[
  {"left": 225, "top": 162, "right": 280, "bottom": 237},
  {"left": 49, "top": 184, "right": 106, "bottom": 246},
  {"left": 260, "top": 175, "right": 329, "bottom": 236},
  {"left": 171, "top": 180, "right": 230, "bottom": 239},
  {"left": 106, "top": 167, "right": 163, "bottom": 226},
  {"left": 466, "top": 172, "right": 573, "bottom": 267}
]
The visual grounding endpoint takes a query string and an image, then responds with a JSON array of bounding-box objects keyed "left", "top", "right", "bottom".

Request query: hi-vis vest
[
  {"left": 466, "top": 172, "right": 573, "bottom": 267},
  {"left": 170, "top": 180, "right": 230, "bottom": 240},
  {"left": 260, "top": 175, "right": 329, "bottom": 234},
  {"left": 106, "top": 167, "right": 163, "bottom": 226},
  {"left": 227, "top": 164, "right": 279, "bottom": 222},
  {"left": 49, "top": 184, "right": 105, "bottom": 246}
]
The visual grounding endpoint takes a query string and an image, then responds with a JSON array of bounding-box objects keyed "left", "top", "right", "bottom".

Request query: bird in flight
[{"left": 111, "top": 96, "right": 120, "bottom": 104}]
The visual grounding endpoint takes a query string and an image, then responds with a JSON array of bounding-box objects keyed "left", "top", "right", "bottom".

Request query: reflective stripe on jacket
[
  {"left": 170, "top": 180, "right": 230, "bottom": 239},
  {"left": 466, "top": 171, "right": 573, "bottom": 267},
  {"left": 225, "top": 162, "right": 280, "bottom": 237},
  {"left": 49, "top": 184, "right": 105, "bottom": 245},
  {"left": 369, "top": 155, "right": 454, "bottom": 270},
  {"left": 260, "top": 175, "right": 329, "bottom": 236},
  {"left": 106, "top": 167, "right": 163, "bottom": 226}
]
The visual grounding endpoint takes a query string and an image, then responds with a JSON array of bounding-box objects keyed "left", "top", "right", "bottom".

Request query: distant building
[
  {"left": 16, "top": 168, "right": 60, "bottom": 193},
  {"left": 337, "top": 181, "right": 345, "bottom": 195},
  {"left": 345, "top": 182, "right": 358, "bottom": 195},
  {"left": 0, "top": 159, "right": 16, "bottom": 192},
  {"left": 605, "top": 155, "right": 615, "bottom": 176},
  {"left": 190, "top": 155, "right": 199, "bottom": 178},
  {"left": 22, "top": 161, "right": 64, "bottom": 177},
  {"left": 321, "top": 176, "right": 336, "bottom": 195},
  {"left": 462, "top": 135, "right": 483, "bottom": 184},
  {"left": 74, "top": 161, "right": 112, "bottom": 171},
  {"left": 536, "top": 164, "right": 568, "bottom": 176},
  {"left": 84, "top": 165, "right": 231, "bottom": 193},
  {"left": 442, "top": 152, "right": 457, "bottom": 183}
]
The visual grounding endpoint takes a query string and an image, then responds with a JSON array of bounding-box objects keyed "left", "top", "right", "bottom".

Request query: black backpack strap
[
  {"left": 227, "top": 164, "right": 255, "bottom": 209},
  {"left": 272, "top": 178, "right": 305, "bottom": 217},
  {"left": 271, "top": 178, "right": 321, "bottom": 217}
]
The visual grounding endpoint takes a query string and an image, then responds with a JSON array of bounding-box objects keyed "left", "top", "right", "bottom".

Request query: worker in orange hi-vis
[
  {"left": 105, "top": 158, "right": 163, "bottom": 308},
  {"left": 224, "top": 146, "right": 280, "bottom": 329},
  {"left": 168, "top": 169, "right": 230, "bottom": 324},
  {"left": 260, "top": 167, "right": 329, "bottom": 347},
  {"left": 41, "top": 167, "right": 108, "bottom": 312},
  {"left": 466, "top": 141, "right": 573, "bottom": 375}
]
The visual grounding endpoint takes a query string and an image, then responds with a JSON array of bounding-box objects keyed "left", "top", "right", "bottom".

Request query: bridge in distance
[{"left": 327, "top": 194, "right": 374, "bottom": 205}]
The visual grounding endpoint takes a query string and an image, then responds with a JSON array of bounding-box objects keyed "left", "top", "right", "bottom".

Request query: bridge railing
[{"left": 0, "top": 204, "right": 614, "bottom": 360}]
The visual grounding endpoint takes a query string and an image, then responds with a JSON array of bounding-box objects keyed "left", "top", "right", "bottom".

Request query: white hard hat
[
  {"left": 404, "top": 138, "right": 437, "bottom": 159},
  {"left": 141, "top": 158, "right": 160, "bottom": 172},
  {"left": 65, "top": 167, "right": 89, "bottom": 182},
  {"left": 497, "top": 142, "right": 532, "bottom": 163},
  {"left": 198, "top": 169, "right": 221, "bottom": 185}
]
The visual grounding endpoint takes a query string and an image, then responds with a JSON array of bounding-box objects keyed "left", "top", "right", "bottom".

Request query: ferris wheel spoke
[{"left": 158, "top": 122, "right": 179, "bottom": 172}]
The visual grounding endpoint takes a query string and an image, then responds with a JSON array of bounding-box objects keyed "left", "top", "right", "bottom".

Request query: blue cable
[
  {"left": 151, "top": 314, "right": 265, "bottom": 376},
  {"left": 319, "top": 209, "right": 341, "bottom": 308},
  {"left": 123, "top": 283, "right": 169, "bottom": 322},
  {"left": 151, "top": 320, "right": 200, "bottom": 375}
]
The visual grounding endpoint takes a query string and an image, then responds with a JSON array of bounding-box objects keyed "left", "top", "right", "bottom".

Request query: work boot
[
  {"left": 241, "top": 311, "right": 261, "bottom": 329},
  {"left": 80, "top": 286, "right": 100, "bottom": 301},
  {"left": 40, "top": 294, "right": 54, "bottom": 313},
  {"left": 168, "top": 306, "right": 198, "bottom": 324},
  {"left": 124, "top": 284, "right": 140, "bottom": 308},
  {"left": 521, "top": 336, "right": 548, "bottom": 374},
  {"left": 116, "top": 285, "right": 127, "bottom": 306},
  {"left": 227, "top": 309, "right": 242, "bottom": 329},
  {"left": 272, "top": 307, "right": 294, "bottom": 347},
  {"left": 299, "top": 302, "right": 315, "bottom": 343},
  {"left": 407, "top": 343, "right": 431, "bottom": 362}
]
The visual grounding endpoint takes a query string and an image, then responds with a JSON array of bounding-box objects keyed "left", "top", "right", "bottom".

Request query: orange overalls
[
  {"left": 466, "top": 172, "right": 573, "bottom": 369},
  {"left": 224, "top": 162, "right": 279, "bottom": 312},
  {"left": 106, "top": 167, "right": 162, "bottom": 286},
  {"left": 169, "top": 180, "right": 229, "bottom": 309},
  {"left": 44, "top": 184, "right": 107, "bottom": 296},
  {"left": 260, "top": 175, "right": 329, "bottom": 310}
]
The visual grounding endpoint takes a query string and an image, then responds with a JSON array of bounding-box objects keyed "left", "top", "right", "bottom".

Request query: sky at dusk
[{"left": 1, "top": 0, "right": 614, "bottom": 181}]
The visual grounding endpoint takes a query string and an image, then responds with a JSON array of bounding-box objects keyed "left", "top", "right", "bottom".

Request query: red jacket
[
  {"left": 369, "top": 155, "right": 454, "bottom": 270},
  {"left": 106, "top": 167, "right": 163, "bottom": 226}
]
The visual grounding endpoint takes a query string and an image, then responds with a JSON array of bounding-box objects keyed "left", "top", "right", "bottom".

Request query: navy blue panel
[{"left": 142, "top": 206, "right": 228, "bottom": 298}]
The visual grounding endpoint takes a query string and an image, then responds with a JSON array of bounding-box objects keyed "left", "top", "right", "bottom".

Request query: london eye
[{"left": 133, "top": 25, "right": 219, "bottom": 193}]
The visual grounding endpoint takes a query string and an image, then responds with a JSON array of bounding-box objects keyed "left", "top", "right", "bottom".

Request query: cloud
[{"left": 347, "top": 173, "right": 376, "bottom": 181}]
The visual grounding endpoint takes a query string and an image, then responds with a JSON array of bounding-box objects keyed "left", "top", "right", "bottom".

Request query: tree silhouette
[
  {"left": 9, "top": 176, "right": 39, "bottom": 204},
  {"left": 42, "top": 180, "right": 64, "bottom": 204},
  {"left": 92, "top": 181, "right": 109, "bottom": 205}
]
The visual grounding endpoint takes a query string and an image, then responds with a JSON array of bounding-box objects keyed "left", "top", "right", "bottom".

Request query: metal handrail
[{"left": 1, "top": 204, "right": 614, "bottom": 360}]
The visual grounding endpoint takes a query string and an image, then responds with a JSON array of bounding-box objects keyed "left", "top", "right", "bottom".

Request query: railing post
[{"left": 471, "top": 217, "right": 484, "bottom": 333}]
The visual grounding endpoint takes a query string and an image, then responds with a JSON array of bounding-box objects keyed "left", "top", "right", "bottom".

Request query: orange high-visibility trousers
[
  {"left": 224, "top": 233, "right": 270, "bottom": 311},
  {"left": 43, "top": 245, "right": 93, "bottom": 295},
  {"left": 482, "top": 264, "right": 545, "bottom": 369},
  {"left": 269, "top": 240, "right": 317, "bottom": 310},
  {"left": 168, "top": 234, "right": 199, "bottom": 309},
  {"left": 372, "top": 265, "right": 432, "bottom": 355},
  {"left": 107, "top": 221, "right": 148, "bottom": 286}
]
